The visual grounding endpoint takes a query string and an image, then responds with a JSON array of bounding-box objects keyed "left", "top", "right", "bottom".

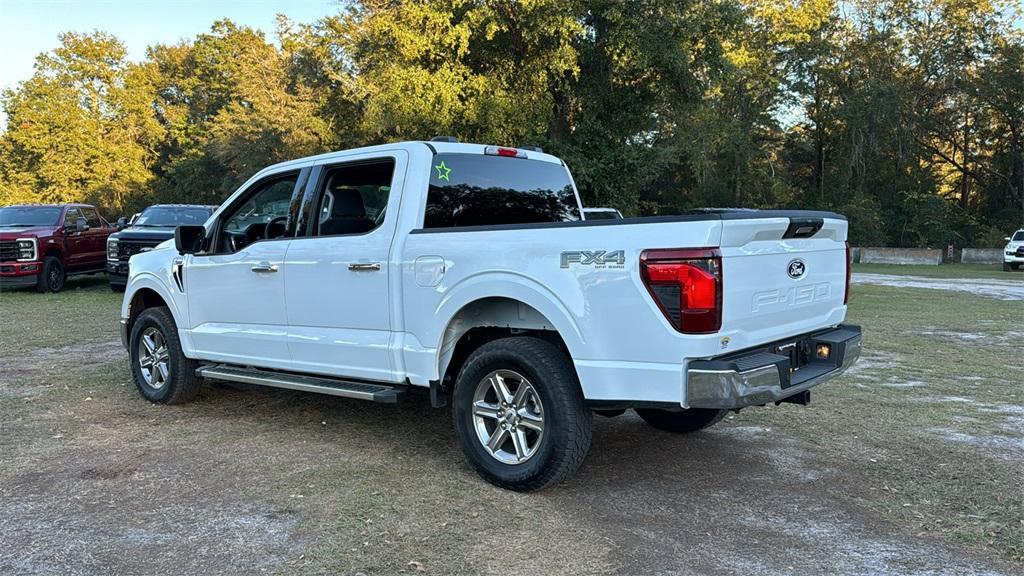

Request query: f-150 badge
[{"left": 560, "top": 250, "right": 626, "bottom": 268}]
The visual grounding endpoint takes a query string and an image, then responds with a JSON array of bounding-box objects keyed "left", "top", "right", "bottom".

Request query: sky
[{"left": 0, "top": 0, "right": 342, "bottom": 93}]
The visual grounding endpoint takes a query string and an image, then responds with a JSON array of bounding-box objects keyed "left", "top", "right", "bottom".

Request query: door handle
[
  {"left": 348, "top": 262, "right": 381, "bottom": 271},
  {"left": 251, "top": 261, "right": 279, "bottom": 273}
]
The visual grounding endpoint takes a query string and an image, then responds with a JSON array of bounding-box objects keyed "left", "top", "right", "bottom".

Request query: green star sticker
[{"left": 434, "top": 160, "right": 451, "bottom": 182}]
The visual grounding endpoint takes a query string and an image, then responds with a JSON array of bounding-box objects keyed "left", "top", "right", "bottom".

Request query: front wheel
[
  {"left": 129, "top": 307, "right": 201, "bottom": 404},
  {"left": 452, "top": 337, "right": 592, "bottom": 491},
  {"left": 635, "top": 408, "right": 727, "bottom": 433},
  {"left": 1004, "top": 262, "right": 1012, "bottom": 272},
  {"left": 36, "top": 256, "right": 65, "bottom": 293}
]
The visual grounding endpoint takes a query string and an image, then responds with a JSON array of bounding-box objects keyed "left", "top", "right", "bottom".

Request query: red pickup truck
[{"left": 0, "top": 203, "right": 115, "bottom": 292}]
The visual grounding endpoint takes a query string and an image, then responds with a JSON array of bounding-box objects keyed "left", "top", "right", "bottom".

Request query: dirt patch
[
  {"left": 0, "top": 340, "right": 123, "bottom": 399},
  {"left": 852, "top": 273, "right": 1024, "bottom": 301}
]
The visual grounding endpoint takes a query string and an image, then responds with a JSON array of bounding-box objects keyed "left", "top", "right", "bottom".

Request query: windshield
[
  {"left": 424, "top": 153, "right": 581, "bottom": 228},
  {"left": 134, "top": 206, "right": 212, "bottom": 227},
  {"left": 0, "top": 206, "right": 62, "bottom": 227},
  {"left": 1013, "top": 231, "right": 1024, "bottom": 242}
]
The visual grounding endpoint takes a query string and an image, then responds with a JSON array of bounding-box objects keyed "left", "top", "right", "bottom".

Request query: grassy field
[
  {"left": 1, "top": 270, "right": 1021, "bottom": 575},
  {"left": 853, "top": 261, "right": 1021, "bottom": 279}
]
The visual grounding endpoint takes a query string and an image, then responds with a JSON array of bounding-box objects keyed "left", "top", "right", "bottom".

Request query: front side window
[
  {"left": 424, "top": 153, "right": 581, "bottom": 229},
  {"left": 313, "top": 160, "right": 395, "bottom": 237},
  {"left": 218, "top": 174, "right": 299, "bottom": 252},
  {"left": 0, "top": 206, "right": 62, "bottom": 227},
  {"left": 64, "top": 208, "right": 83, "bottom": 228}
]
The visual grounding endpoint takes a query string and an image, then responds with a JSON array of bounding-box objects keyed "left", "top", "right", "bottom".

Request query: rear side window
[{"left": 424, "top": 153, "right": 581, "bottom": 228}]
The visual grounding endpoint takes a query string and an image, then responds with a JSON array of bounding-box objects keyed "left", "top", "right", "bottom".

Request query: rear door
[
  {"left": 283, "top": 151, "right": 407, "bottom": 383},
  {"left": 717, "top": 214, "right": 848, "bottom": 350}
]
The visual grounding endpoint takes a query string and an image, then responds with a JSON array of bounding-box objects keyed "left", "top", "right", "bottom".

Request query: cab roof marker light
[{"left": 484, "top": 146, "right": 528, "bottom": 159}]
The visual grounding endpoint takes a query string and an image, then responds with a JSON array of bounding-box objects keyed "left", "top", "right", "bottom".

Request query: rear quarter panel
[{"left": 400, "top": 220, "right": 727, "bottom": 403}]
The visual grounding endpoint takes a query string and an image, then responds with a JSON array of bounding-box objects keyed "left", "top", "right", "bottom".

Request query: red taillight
[
  {"left": 640, "top": 248, "right": 722, "bottom": 334},
  {"left": 844, "top": 241, "right": 851, "bottom": 304}
]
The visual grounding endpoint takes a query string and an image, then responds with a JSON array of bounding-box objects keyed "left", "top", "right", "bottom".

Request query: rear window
[{"left": 424, "top": 153, "right": 581, "bottom": 228}]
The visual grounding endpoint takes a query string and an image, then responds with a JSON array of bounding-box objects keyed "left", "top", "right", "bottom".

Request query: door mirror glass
[
  {"left": 175, "top": 225, "right": 207, "bottom": 255},
  {"left": 116, "top": 216, "right": 127, "bottom": 230}
]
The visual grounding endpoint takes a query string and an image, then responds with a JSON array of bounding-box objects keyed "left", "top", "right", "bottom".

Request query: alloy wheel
[
  {"left": 471, "top": 369, "right": 545, "bottom": 464},
  {"left": 138, "top": 327, "right": 170, "bottom": 389}
]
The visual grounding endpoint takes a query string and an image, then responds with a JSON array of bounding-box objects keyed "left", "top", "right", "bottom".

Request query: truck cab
[{"left": 119, "top": 140, "right": 861, "bottom": 490}]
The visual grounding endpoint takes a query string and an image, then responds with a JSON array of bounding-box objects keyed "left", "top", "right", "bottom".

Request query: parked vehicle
[
  {"left": 1003, "top": 229, "right": 1024, "bottom": 271},
  {"left": 583, "top": 207, "right": 623, "bottom": 220},
  {"left": 118, "top": 140, "right": 861, "bottom": 490},
  {"left": 0, "top": 203, "right": 114, "bottom": 292},
  {"left": 107, "top": 204, "right": 216, "bottom": 291}
]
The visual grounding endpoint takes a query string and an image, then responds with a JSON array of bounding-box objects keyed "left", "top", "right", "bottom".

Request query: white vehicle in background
[
  {"left": 583, "top": 207, "right": 623, "bottom": 220},
  {"left": 118, "top": 139, "right": 861, "bottom": 491},
  {"left": 1003, "top": 229, "right": 1024, "bottom": 271}
]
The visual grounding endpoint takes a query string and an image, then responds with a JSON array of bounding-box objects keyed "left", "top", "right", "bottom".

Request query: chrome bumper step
[{"left": 197, "top": 364, "right": 403, "bottom": 403}]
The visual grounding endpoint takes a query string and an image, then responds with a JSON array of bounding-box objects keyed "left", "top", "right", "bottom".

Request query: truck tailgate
[{"left": 717, "top": 215, "right": 848, "bottom": 350}]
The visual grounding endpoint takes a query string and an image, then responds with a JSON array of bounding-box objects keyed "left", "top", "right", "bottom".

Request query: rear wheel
[
  {"left": 635, "top": 408, "right": 727, "bottom": 433},
  {"left": 452, "top": 337, "right": 591, "bottom": 491},
  {"left": 129, "top": 307, "right": 201, "bottom": 404},
  {"left": 35, "top": 256, "right": 65, "bottom": 293}
]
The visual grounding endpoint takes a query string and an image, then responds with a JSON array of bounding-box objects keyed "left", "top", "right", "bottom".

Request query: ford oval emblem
[{"left": 787, "top": 259, "right": 806, "bottom": 279}]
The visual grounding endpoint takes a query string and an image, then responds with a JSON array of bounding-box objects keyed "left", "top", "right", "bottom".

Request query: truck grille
[
  {"left": 117, "top": 240, "right": 160, "bottom": 261},
  {"left": 1017, "top": 247, "right": 1024, "bottom": 257},
  {"left": 0, "top": 241, "right": 19, "bottom": 262}
]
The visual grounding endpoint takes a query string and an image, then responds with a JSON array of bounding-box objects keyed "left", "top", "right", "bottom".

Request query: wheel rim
[
  {"left": 49, "top": 265, "right": 62, "bottom": 289},
  {"left": 138, "top": 327, "right": 170, "bottom": 389},
  {"left": 471, "top": 369, "right": 545, "bottom": 465}
]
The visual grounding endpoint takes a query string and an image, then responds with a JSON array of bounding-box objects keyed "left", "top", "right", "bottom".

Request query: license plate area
[{"left": 775, "top": 342, "right": 801, "bottom": 373}]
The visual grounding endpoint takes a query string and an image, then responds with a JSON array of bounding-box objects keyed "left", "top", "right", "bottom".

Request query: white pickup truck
[{"left": 119, "top": 139, "right": 861, "bottom": 491}]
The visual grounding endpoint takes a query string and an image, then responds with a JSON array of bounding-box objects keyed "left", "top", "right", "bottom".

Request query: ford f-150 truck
[
  {"left": 0, "top": 203, "right": 114, "bottom": 292},
  {"left": 118, "top": 140, "right": 861, "bottom": 491},
  {"left": 107, "top": 204, "right": 217, "bottom": 291}
]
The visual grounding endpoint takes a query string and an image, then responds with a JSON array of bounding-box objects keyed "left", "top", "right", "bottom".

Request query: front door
[
  {"left": 61, "top": 207, "right": 89, "bottom": 269},
  {"left": 285, "top": 153, "right": 406, "bottom": 383},
  {"left": 185, "top": 171, "right": 303, "bottom": 368}
]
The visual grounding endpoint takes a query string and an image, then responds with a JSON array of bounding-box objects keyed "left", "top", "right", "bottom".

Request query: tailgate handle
[{"left": 783, "top": 218, "right": 824, "bottom": 239}]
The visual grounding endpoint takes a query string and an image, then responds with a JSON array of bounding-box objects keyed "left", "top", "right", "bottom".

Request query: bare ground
[
  {"left": 1, "top": 279, "right": 1022, "bottom": 575},
  {"left": 852, "top": 273, "right": 1024, "bottom": 301}
]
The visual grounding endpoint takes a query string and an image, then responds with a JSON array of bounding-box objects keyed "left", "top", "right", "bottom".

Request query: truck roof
[{"left": 255, "top": 141, "right": 565, "bottom": 178}]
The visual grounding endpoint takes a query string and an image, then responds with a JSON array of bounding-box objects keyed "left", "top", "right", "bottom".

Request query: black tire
[
  {"left": 452, "top": 337, "right": 592, "bottom": 491},
  {"left": 1012, "top": 263, "right": 1021, "bottom": 271},
  {"left": 36, "top": 256, "right": 65, "bottom": 293},
  {"left": 1004, "top": 262, "right": 1012, "bottom": 272},
  {"left": 128, "top": 307, "right": 201, "bottom": 404},
  {"left": 635, "top": 408, "right": 727, "bottom": 433}
]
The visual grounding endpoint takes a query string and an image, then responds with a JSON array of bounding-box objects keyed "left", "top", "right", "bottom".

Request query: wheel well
[
  {"left": 438, "top": 297, "right": 573, "bottom": 390},
  {"left": 127, "top": 288, "right": 169, "bottom": 333}
]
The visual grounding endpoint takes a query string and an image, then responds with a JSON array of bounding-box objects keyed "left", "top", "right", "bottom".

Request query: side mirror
[
  {"left": 116, "top": 217, "right": 127, "bottom": 230},
  {"left": 66, "top": 218, "right": 87, "bottom": 233},
  {"left": 1006, "top": 237, "right": 1012, "bottom": 242},
  {"left": 175, "top": 225, "right": 207, "bottom": 255}
]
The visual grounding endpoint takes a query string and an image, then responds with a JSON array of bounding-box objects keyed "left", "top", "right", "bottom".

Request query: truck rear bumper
[{"left": 686, "top": 324, "right": 861, "bottom": 409}]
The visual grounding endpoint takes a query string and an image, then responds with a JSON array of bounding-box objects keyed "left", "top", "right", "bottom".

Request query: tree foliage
[{"left": 1, "top": 1, "right": 1021, "bottom": 246}]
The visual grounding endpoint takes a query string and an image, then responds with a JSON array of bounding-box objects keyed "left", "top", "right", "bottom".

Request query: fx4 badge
[{"left": 560, "top": 250, "right": 625, "bottom": 269}]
